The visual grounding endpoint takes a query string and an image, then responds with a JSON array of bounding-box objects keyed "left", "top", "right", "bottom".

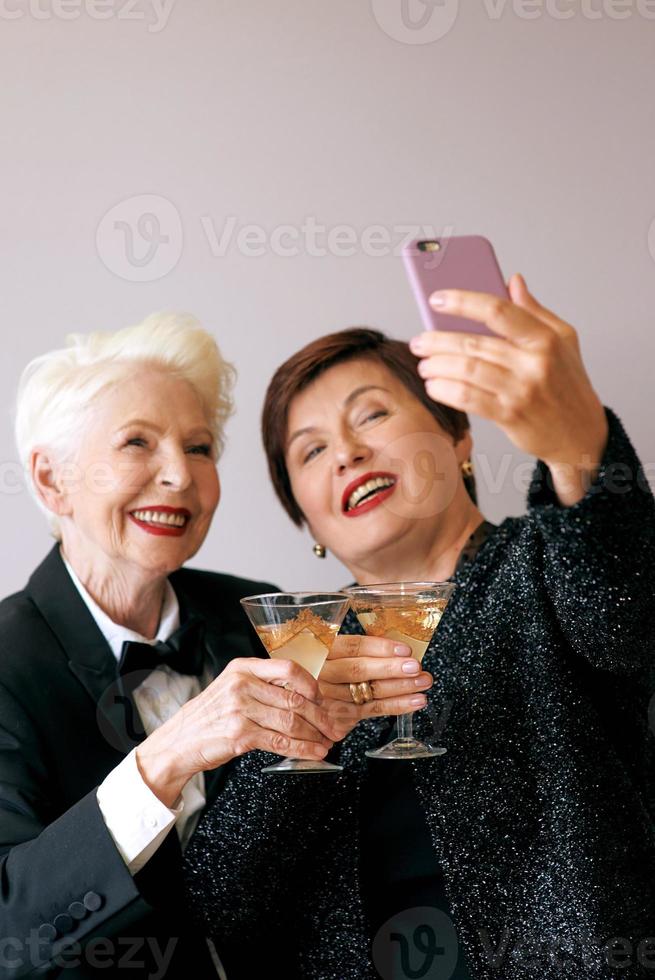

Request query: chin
[
  {"left": 131, "top": 544, "right": 192, "bottom": 576},
  {"left": 338, "top": 524, "right": 409, "bottom": 569}
]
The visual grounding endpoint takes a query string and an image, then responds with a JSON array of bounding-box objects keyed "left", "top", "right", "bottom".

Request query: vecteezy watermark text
[
  {"left": 480, "top": 0, "right": 655, "bottom": 18},
  {"left": 479, "top": 927, "right": 655, "bottom": 971},
  {"left": 2, "top": 454, "right": 655, "bottom": 501},
  {"left": 201, "top": 215, "right": 452, "bottom": 260},
  {"left": 0, "top": 0, "right": 175, "bottom": 31},
  {"left": 95, "top": 194, "right": 455, "bottom": 281},
  {"left": 0, "top": 933, "right": 177, "bottom": 979},
  {"left": 370, "top": 0, "right": 655, "bottom": 48}
]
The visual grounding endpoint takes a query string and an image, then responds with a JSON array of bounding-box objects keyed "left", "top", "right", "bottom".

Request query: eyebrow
[
  {"left": 286, "top": 385, "right": 390, "bottom": 449},
  {"left": 116, "top": 419, "right": 214, "bottom": 439}
]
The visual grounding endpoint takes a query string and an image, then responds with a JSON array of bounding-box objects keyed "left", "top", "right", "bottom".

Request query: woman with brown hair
[{"left": 184, "top": 277, "right": 655, "bottom": 980}]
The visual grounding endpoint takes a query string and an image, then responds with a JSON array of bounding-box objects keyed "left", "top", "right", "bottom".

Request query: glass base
[
  {"left": 261, "top": 758, "right": 344, "bottom": 774},
  {"left": 365, "top": 737, "right": 447, "bottom": 761}
]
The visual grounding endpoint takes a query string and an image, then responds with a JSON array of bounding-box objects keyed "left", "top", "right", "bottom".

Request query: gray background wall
[{"left": 2, "top": 0, "right": 654, "bottom": 595}]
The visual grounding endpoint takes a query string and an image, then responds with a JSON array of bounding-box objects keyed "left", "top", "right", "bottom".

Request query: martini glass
[
  {"left": 344, "top": 582, "right": 455, "bottom": 760},
  {"left": 240, "top": 592, "right": 350, "bottom": 774}
]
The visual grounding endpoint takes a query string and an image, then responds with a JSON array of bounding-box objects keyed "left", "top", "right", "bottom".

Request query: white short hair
[{"left": 14, "top": 312, "right": 236, "bottom": 539}]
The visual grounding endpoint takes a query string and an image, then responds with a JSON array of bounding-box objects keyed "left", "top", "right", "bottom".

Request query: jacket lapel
[
  {"left": 27, "top": 546, "right": 257, "bottom": 803},
  {"left": 26, "top": 545, "right": 144, "bottom": 756}
]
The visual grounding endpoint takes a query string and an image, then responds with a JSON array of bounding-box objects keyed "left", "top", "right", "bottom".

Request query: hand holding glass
[
  {"left": 240, "top": 592, "right": 350, "bottom": 774},
  {"left": 344, "top": 582, "right": 455, "bottom": 760}
]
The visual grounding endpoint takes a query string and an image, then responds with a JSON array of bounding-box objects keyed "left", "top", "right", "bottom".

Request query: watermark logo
[
  {"left": 369, "top": 0, "right": 655, "bottom": 39},
  {"left": 0, "top": 931, "right": 177, "bottom": 978},
  {"left": 200, "top": 216, "right": 453, "bottom": 260},
  {"left": 96, "top": 194, "right": 183, "bottom": 282},
  {"left": 371, "top": 0, "right": 460, "bottom": 43},
  {"left": 0, "top": 0, "right": 176, "bottom": 32},
  {"left": 95, "top": 675, "right": 147, "bottom": 751},
  {"left": 479, "top": 926, "right": 655, "bottom": 971},
  {"left": 480, "top": 0, "right": 655, "bottom": 20},
  {"left": 372, "top": 906, "right": 459, "bottom": 979},
  {"left": 364, "top": 430, "right": 460, "bottom": 522}
]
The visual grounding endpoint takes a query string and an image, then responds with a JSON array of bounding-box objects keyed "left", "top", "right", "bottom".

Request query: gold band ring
[{"left": 349, "top": 681, "right": 374, "bottom": 705}]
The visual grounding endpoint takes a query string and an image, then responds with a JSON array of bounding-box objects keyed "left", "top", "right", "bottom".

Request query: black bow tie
[{"left": 118, "top": 616, "right": 206, "bottom": 692}]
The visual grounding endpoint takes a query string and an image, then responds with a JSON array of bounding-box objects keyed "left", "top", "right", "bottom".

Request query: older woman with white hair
[{"left": 0, "top": 313, "right": 424, "bottom": 979}]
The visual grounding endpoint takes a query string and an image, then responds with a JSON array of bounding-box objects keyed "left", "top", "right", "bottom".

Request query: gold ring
[{"left": 349, "top": 681, "right": 374, "bottom": 705}]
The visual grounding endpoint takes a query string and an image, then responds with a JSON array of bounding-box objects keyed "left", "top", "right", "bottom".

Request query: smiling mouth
[
  {"left": 342, "top": 473, "right": 397, "bottom": 514},
  {"left": 128, "top": 507, "right": 191, "bottom": 535},
  {"left": 131, "top": 509, "right": 188, "bottom": 528}
]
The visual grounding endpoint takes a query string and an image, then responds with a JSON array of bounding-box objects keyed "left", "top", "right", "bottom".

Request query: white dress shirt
[
  {"left": 62, "top": 556, "right": 209, "bottom": 875},
  {"left": 62, "top": 557, "right": 227, "bottom": 979}
]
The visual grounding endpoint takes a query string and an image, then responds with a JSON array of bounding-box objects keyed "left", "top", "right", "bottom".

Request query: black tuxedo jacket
[{"left": 0, "top": 545, "right": 275, "bottom": 979}]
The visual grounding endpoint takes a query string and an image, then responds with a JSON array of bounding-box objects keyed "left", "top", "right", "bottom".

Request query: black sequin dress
[{"left": 183, "top": 408, "right": 655, "bottom": 979}]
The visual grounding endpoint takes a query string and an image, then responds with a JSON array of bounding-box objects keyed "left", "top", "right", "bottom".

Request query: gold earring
[
  {"left": 461, "top": 459, "right": 474, "bottom": 478},
  {"left": 312, "top": 543, "right": 327, "bottom": 559}
]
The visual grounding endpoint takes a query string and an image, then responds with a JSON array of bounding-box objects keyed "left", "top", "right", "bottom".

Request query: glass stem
[{"left": 397, "top": 710, "right": 414, "bottom": 741}]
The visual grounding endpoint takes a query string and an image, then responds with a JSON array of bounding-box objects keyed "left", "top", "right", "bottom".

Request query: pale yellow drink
[
  {"left": 355, "top": 602, "right": 447, "bottom": 664},
  {"left": 255, "top": 608, "right": 339, "bottom": 679}
]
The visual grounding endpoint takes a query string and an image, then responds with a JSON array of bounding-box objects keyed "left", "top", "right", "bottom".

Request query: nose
[
  {"left": 156, "top": 447, "right": 193, "bottom": 492},
  {"left": 333, "top": 432, "right": 373, "bottom": 475}
]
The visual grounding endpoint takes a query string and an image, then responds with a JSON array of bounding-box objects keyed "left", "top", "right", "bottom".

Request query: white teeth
[
  {"left": 132, "top": 510, "right": 187, "bottom": 527},
  {"left": 346, "top": 477, "right": 395, "bottom": 511}
]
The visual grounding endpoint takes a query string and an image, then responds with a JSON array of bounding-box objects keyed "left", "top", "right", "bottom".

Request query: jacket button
[
  {"left": 37, "top": 923, "right": 57, "bottom": 942},
  {"left": 53, "top": 913, "right": 74, "bottom": 935},
  {"left": 83, "top": 891, "right": 103, "bottom": 912},
  {"left": 68, "top": 901, "right": 87, "bottom": 920}
]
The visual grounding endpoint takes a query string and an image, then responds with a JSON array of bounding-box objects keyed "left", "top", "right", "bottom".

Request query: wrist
[
  {"left": 543, "top": 463, "right": 596, "bottom": 507},
  {"left": 136, "top": 727, "right": 191, "bottom": 809},
  {"left": 542, "top": 412, "right": 609, "bottom": 507}
]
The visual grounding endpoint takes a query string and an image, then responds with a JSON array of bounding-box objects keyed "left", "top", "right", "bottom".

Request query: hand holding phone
[{"left": 402, "top": 235, "right": 508, "bottom": 337}]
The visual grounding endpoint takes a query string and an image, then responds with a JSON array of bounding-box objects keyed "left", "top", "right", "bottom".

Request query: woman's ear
[
  {"left": 30, "top": 448, "right": 74, "bottom": 518},
  {"left": 454, "top": 429, "right": 473, "bottom": 467}
]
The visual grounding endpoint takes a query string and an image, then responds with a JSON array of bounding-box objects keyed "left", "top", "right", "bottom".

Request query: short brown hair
[{"left": 262, "top": 327, "right": 476, "bottom": 527}]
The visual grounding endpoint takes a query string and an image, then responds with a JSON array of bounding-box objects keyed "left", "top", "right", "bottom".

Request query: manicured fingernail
[
  {"left": 429, "top": 291, "right": 446, "bottom": 308},
  {"left": 410, "top": 695, "right": 427, "bottom": 707},
  {"left": 414, "top": 676, "right": 430, "bottom": 687},
  {"left": 394, "top": 643, "right": 412, "bottom": 656},
  {"left": 402, "top": 660, "right": 420, "bottom": 674},
  {"left": 409, "top": 336, "right": 427, "bottom": 355}
]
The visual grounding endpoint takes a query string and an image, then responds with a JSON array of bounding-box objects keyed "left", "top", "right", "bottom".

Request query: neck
[
  {"left": 345, "top": 499, "right": 486, "bottom": 586},
  {"left": 60, "top": 538, "right": 167, "bottom": 638}
]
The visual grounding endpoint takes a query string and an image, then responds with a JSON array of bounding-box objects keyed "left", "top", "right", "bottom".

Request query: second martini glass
[
  {"left": 344, "top": 581, "right": 455, "bottom": 760},
  {"left": 240, "top": 592, "right": 350, "bottom": 774}
]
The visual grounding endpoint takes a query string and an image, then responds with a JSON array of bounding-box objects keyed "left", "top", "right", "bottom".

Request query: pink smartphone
[{"left": 402, "top": 234, "right": 508, "bottom": 336}]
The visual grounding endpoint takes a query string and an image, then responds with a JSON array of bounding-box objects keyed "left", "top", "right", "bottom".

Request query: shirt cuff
[{"left": 96, "top": 748, "right": 184, "bottom": 875}]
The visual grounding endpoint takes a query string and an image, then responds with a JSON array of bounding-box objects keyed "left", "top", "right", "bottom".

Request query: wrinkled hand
[
  {"left": 318, "top": 634, "right": 433, "bottom": 738},
  {"left": 137, "top": 657, "right": 340, "bottom": 806},
  {"left": 409, "top": 274, "right": 609, "bottom": 504}
]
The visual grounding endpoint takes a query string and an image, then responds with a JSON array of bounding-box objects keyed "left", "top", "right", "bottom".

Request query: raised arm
[
  {"left": 526, "top": 406, "right": 655, "bottom": 674},
  {"left": 408, "top": 274, "right": 653, "bottom": 673}
]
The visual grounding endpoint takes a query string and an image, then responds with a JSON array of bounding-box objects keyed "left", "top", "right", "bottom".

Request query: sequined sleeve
[{"left": 526, "top": 406, "right": 655, "bottom": 674}]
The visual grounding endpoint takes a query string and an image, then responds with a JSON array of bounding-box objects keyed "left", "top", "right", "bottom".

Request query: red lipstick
[
  {"left": 341, "top": 471, "right": 397, "bottom": 519},
  {"left": 128, "top": 506, "right": 191, "bottom": 537}
]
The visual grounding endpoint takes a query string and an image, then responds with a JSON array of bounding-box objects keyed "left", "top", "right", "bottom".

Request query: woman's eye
[
  {"left": 125, "top": 437, "right": 147, "bottom": 448},
  {"left": 303, "top": 445, "right": 324, "bottom": 464},
  {"left": 362, "top": 410, "right": 387, "bottom": 424},
  {"left": 187, "top": 444, "right": 213, "bottom": 456}
]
